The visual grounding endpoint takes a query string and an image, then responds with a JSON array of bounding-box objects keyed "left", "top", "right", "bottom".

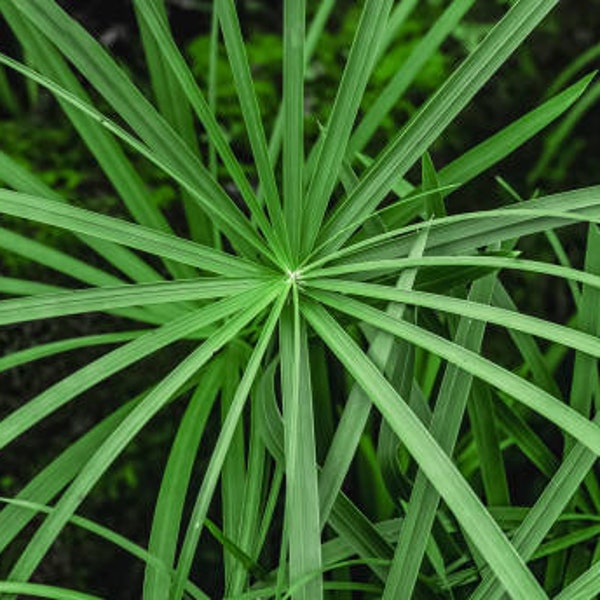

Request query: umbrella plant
[{"left": 0, "top": 0, "right": 599, "bottom": 598}]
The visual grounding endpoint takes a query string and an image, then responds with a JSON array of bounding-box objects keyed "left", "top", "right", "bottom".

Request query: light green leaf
[
  {"left": 309, "top": 290, "right": 600, "bottom": 459},
  {"left": 349, "top": 0, "right": 475, "bottom": 155},
  {"left": 301, "top": 0, "right": 393, "bottom": 255},
  {"left": 282, "top": 0, "right": 305, "bottom": 256},
  {"left": 280, "top": 294, "right": 323, "bottom": 599},
  {"left": 318, "top": 0, "right": 560, "bottom": 254},
  {"left": 0, "top": 278, "right": 260, "bottom": 326},
  {"left": 9, "top": 0, "right": 264, "bottom": 256},
  {"left": 0, "top": 190, "right": 267, "bottom": 278},
  {"left": 0, "top": 331, "right": 141, "bottom": 374},
  {"left": 306, "top": 255, "right": 600, "bottom": 297},
  {"left": 0, "top": 284, "right": 277, "bottom": 453},
  {"left": 302, "top": 300, "right": 546, "bottom": 599},
  {"left": 306, "top": 278, "right": 600, "bottom": 360},
  {"left": 7, "top": 284, "right": 283, "bottom": 585},
  {"left": 0, "top": 582, "right": 102, "bottom": 600},
  {"left": 383, "top": 274, "right": 496, "bottom": 599},
  {"left": 217, "top": 0, "right": 288, "bottom": 258}
]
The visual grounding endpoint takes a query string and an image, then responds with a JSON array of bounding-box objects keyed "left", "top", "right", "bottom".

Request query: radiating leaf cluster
[{"left": 0, "top": 1, "right": 599, "bottom": 598}]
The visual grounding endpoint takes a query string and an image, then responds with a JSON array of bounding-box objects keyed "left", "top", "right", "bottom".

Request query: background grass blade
[
  {"left": 143, "top": 364, "right": 222, "bottom": 600},
  {"left": 382, "top": 274, "right": 496, "bottom": 599},
  {"left": 171, "top": 290, "right": 288, "bottom": 600}
]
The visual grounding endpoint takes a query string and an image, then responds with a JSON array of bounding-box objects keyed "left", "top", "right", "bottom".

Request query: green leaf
[
  {"left": 0, "top": 285, "right": 277, "bottom": 453},
  {"left": 567, "top": 225, "right": 600, "bottom": 440},
  {"left": 217, "top": 0, "right": 288, "bottom": 259},
  {"left": 308, "top": 290, "right": 600, "bottom": 459},
  {"left": 301, "top": 300, "right": 546, "bottom": 599},
  {"left": 421, "top": 152, "right": 446, "bottom": 218},
  {"left": 143, "top": 364, "right": 222, "bottom": 600},
  {"left": 0, "top": 5, "right": 174, "bottom": 235},
  {"left": 468, "top": 379, "right": 511, "bottom": 506},
  {"left": 493, "top": 283, "right": 562, "bottom": 396},
  {"left": 0, "top": 148, "right": 175, "bottom": 284},
  {"left": 349, "top": 0, "right": 476, "bottom": 155},
  {"left": 282, "top": 0, "right": 305, "bottom": 256},
  {"left": 280, "top": 294, "right": 323, "bottom": 598},
  {"left": 0, "top": 582, "right": 102, "bottom": 600},
  {"left": 382, "top": 274, "right": 496, "bottom": 599},
  {"left": 0, "top": 190, "right": 267, "bottom": 278},
  {"left": 227, "top": 399, "right": 270, "bottom": 594},
  {"left": 132, "top": 0, "right": 284, "bottom": 259},
  {"left": 307, "top": 254, "right": 600, "bottom": 298},
  {"left": 494, "top": 399, "right": 559, "bottom": 479},
  {"left": 7, "top": 284, "right": 283, "bottom": 585},
  {"left": 310, "top": 185, "right": 600, "bottom": 268},
  {"left": 438, "top": 74, "right": 596, "bottom": 194},
  {"left": 529, "top": 82, "right": 600, "bottom": 185},
  {"left": 171, "top": 289, "right": 288, "bottom": 599},
  {"left": 255, "top": 354, "right": 394, "bottom": 582},
  {"left": 472, "top": 226, "right": 600, "bottom": 599},
  {"left": 317, "top": 226, "right": 429, "bottom": 527},
  {"left": 0, "top": 227, "right": 169, "bottom": 324},
  {"left": 553, "top": 558, "right": 600, "bottom": 600},
  {"left": 0, "top": 398, "right": 137, "bottom": 556},
  {"left": 220, "top": 347, "right": 246, "bottom": 589},
  {"left": 351, "top": 71, "right": 594, "bottom": 230},
  {"left": 0, "top": 498, "right": 208, "bottom": 600},
  {"left": 134, "top": 0, "right": 211, "bottom": 245},
  {"left": 306, "top": 278, "right": 600, "bottom": 360},
  {"left": 0, "top": 278, "right": 260, "bottom": 326},
  {"left": 9, "top": 0, "right": 264, "bottom": 257},
  {"left": 267, "top": 0, "right": 336, "bottom": 165},
  {"left": 0, "top": 331, "right": 141, "bottom": 374},
  {"left": 301, "top": 0, "right": 394, "bottom": 255},
  {"left": 318, "top": 0, "right": 560, "bottom": 254}
]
